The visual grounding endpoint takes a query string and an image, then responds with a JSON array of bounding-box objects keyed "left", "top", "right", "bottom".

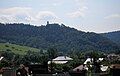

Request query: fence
[{"left": 2, "top": 68, "right": 16, "bottom": 76}]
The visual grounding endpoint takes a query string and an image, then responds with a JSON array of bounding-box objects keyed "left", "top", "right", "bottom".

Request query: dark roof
[{"left": 110, "top": 64, "right": 120, "bottom": 69}]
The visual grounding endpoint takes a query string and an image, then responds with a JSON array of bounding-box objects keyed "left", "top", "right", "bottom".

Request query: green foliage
[
  {"left": 47, "top": 48, "right": 58, "bottom": 59},
  {"left": 0, "top": 43, "right": 39, "bottom": 55},
  {"left": 0, "top": 61, "right": 9, "bottom": 69},
  {"left": 16, "top": 50, "right": 48, "bottom": 65},
  {"left": 0, "top": 49, "right": 48, "bottom": 67},
  {"left": 0, "top": 23, "right": 119, "bottom": 53},
  {"left": 5, "top": 45, "right": 9, "bottom": 47},
  {"left": 51, "top": 63, "right": 73, "bottom": 72},
  {"left": 1, "top": 51, "right": 15, "bottom": 60},
  {"left": 6, "top": 49, "right": 11, "bottom": 51},
  {"left": 84, "top": 50, "right": 106, "bottom": 58},
  {"left": 102, "top": 31, "right": 120, "bottom": 45}
]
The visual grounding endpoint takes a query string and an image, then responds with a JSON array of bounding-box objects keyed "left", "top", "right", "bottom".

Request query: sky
[{"left": 0, "top": 0, "right": 120, "bottom": 33}]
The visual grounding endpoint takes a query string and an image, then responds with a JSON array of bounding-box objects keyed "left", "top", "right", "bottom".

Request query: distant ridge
[{"left": 102, "top": 31, "right": 120, "bottom": 45}]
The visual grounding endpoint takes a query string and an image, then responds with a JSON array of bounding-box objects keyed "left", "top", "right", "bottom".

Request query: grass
[{"left": 0, "top": 43, "right": 40, "bottom": 55}]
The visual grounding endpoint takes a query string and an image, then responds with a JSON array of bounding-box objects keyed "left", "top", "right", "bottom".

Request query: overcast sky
[{"left": 0, "top": 0, "right": 120, "bottom": 33}]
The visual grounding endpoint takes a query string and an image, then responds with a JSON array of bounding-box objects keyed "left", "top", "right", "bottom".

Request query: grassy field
[{"left": 0, "top": 43, "right": 40, "bottom": 55}]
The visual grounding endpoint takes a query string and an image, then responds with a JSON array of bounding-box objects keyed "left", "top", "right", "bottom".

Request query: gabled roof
[
  {"left": 53, "top": 56, "right": 73, "bottom": 61},
  {"left": 48, "top": 56, "right": 73, "bottom": 64},
  {"left": 110, "top": 64, "right": 120, "bottom": 69},
  {"left": 73, "top": 65, "right": 88, "bottom": 71}
]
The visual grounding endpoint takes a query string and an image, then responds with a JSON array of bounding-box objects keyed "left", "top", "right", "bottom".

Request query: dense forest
[
  {"left": 0, "top": 23, "right": 120, "bottom": 53},
  {"left": 102, "top": 31, "right": 120, "bottom": 45}
]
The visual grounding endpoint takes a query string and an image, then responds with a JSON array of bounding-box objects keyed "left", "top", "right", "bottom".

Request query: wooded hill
[
  {"left": 101, "top": 31, "right": 120, "bottom": 45},
  {"left": 0, "top": 23, "right": 119, "bottom": 53}
]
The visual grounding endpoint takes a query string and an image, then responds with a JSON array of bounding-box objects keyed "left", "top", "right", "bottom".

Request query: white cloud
[
  {"left": 67, "top": 10, "right": 84, "bottom": 18},
  {"left": 0, "top": 15, "right": 15, "bottom": 23},
  {"left": 67, "top": 0, "right": 88, "bottom": 18},
  {"left": 104, "top": 14, "right": 120, "bottom": 19},
  {"left": 0, "top": 7, "right": 32, "bottom": 15},
  {"left": 36, "top": 11, "right": 59, "bottom": 20},
  {"left": 74, "top": 0, "right": 86, "bottom": 7},
  {"left": 0, "top": 7, "right": 32, "bottom": 23},
  {"left": 0, "top": 7, "right": 61, "bottom": 25},
  {"left": 67, "top": 6, "right": 88, "bottom": 18},
  {"left": 52, "top": 3, "right": 62, "bottom": 6}
]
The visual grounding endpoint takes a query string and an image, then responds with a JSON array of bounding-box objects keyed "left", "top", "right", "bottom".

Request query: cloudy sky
[{"left": 0, "top": 0, "right": 120, "bottom": 33}]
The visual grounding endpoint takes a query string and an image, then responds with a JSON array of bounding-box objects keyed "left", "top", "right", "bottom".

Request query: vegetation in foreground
[{"left": 0, "top": 43, "right": 120, "bottom": 71}]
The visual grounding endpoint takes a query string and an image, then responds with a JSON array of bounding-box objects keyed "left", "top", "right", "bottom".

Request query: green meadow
[{"left": 0, "top": 43, "right": 39, "bottom": 55}]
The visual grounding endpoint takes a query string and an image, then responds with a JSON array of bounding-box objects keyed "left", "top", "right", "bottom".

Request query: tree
[
  {"left": 47, "top": 48, "right": 58, "bottom": 59},
  {"left": 47, "top": 48, "right": 58, "bottom": 73}
]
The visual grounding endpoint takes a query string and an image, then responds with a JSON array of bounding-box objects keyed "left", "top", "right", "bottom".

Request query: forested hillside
[
  {"left": 102, "top": 31, "right": 120, "bottom": 45},
  {"left": 0, "top": 23, "right": 119, "bottom": 52}
]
